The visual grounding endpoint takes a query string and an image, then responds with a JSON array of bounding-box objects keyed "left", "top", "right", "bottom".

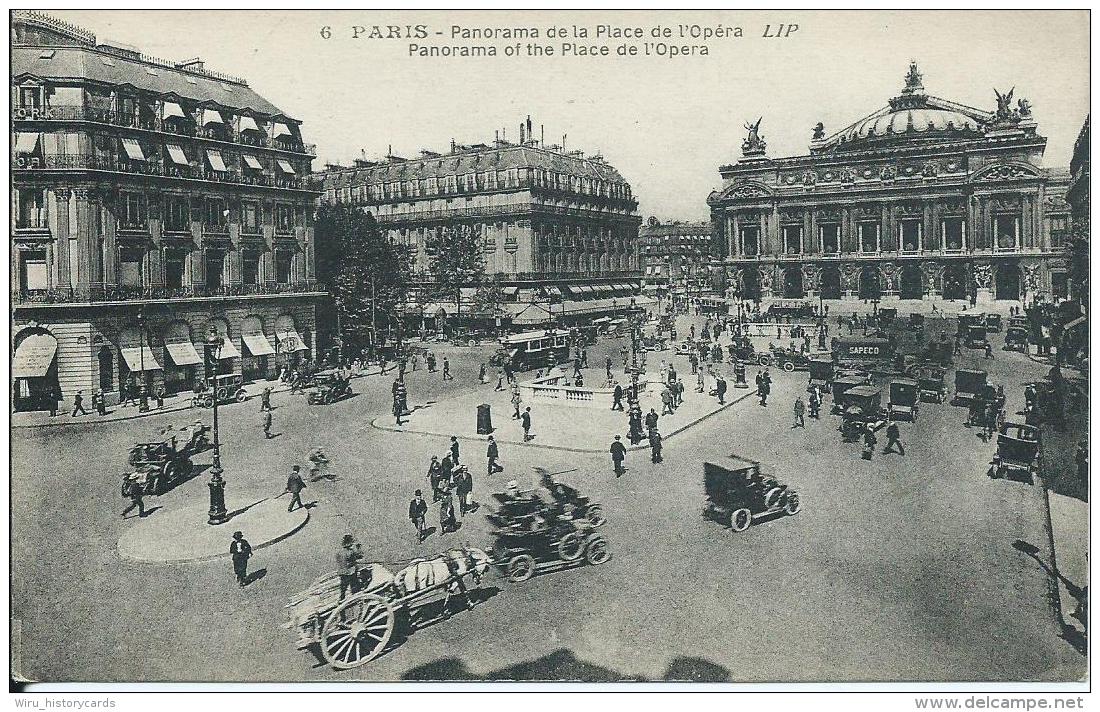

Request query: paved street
[{"left": 11, "top": 310, "right": 1086, "bottom": 682}]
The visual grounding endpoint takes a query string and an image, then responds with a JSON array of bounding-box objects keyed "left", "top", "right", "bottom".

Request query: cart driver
[{"left": 337, "top": 534, "right": 365, "bottom": 600}]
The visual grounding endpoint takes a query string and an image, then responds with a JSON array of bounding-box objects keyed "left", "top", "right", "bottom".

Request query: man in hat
[
  {"left": 648, "top": 428, "right": 663, "bottom": 464},
  {"left": 521, "top": 407, "right": 532, "bottom": 442},
  {"left": 883, "top": 420, "right": 904, "bottom": 455},
  {"left": 442, "top": 356, "right": 453, "bottom": 381},
  {"left": 612, "top": 382, "right": 624, "bottom": 411},
  {"left": 449, "top": 435, "right": 461, "bottom": 465},
  {"left": 230, "top": 531, "right": 252, "bottom": 587},
  {"left": 793, "top": 397, "right": 805, "bottom": 428},
  {"left": 285, "top": 465, "right": 307, "bottom": 512},
  {"left": 71, "top": 389, "right": 89, "bottom": 417},
  {"left": 645, "top": 408, "right": 659, "bottom": 432},
  {"left": 610, "top": 435, "right": 627, "bottom": 477},
  {"left": 337, "top": 534, "right": 364, "bottom": 599},
  {"left": 121, "top": 473, "right": 146, "bottom": 518},
  {"left": 260, "top": 386, "right": 272, "bottom": 412},
  {"left": 409, "top": 490, "right": 428, "bottom": 543},
  {"left": 428, "top": 455, "right": 445, "bottom": 500},
  {"left": 486, "top": 436, "right": 503, "bottom": 475}
]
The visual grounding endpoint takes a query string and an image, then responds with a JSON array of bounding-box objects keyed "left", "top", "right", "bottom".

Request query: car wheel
[
  {"left": 730, "top": 507, "right": 752, "bottom": 532},
  {"left": 784, "top": 492, "right": 801, "bottom": 515},
  {"left": 782, "top": 361, "right": 795, "bottom": 373},
  {"left": 758, "top": 354, "right": 772, "bottom": 366},
  {"left": 235, "top": 390, "right": 247, "bottom": 403},
  {"left": 507, "top": 554, "right": 535, "bottom": 582}
]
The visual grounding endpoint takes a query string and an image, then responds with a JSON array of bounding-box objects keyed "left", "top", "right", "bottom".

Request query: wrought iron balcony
[{"left": 13, "top": 281, "right": 325, "bottom": 306}]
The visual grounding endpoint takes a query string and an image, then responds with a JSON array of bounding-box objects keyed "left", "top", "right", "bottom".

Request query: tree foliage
[
  {"left": 314, "top": 204, "right": 407, "bottom": 354},
  {"left": 429, "top": 222, "right": 486, "bottom": 307}
]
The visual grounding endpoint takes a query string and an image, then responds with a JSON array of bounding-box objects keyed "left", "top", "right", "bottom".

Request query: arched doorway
[
  {"left": 995, "top": 263, "right": 1021, "bottom": 301},
  {"left": 98, "top": 347, "right": 114, "bottom": 393},
  {"left": 942, "top": 263, "right": 967, "bottom": 300},
  {"left": 783, "top": 267, "right": 804, "bottom": 298},
  {"left": 899, "top": 264, "right": 923, "bottom": 300},
  {"left": 741, "top": 268, "right": 761, "bottom": 301},
  {"left": 819, "top": 265, "right": 841, "bottom": 300},
  {"left": 12, "top": 327, "right": 60, "bottom": 412},
  {"left": 859, "top": 266, "right": 881, "bottom": 300}
]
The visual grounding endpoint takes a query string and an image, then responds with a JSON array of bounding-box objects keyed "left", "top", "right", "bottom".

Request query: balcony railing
[
  {"left": 15, "top": 210, "right": 49, "bottom": 230},
  {"left": 14, "top": 153, "right": 313, "bottom": 191},
  {"left": 13, "top": 104, "right": 317, "bottom": 156},
  {"left": 14, "top": 281, "right": 325, "bottom": 305}
]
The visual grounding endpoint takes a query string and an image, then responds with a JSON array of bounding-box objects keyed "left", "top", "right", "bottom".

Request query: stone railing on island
[{"left": 519, "top": 370, "right": 663, "bottom": 409}]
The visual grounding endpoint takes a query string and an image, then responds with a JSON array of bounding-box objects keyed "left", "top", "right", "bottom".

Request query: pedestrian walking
[
  {"left": 661, "top": 388, "right": 674, "bottom": 415},
  {"left": 605, "top": 355, "right": 613, "bottom": 382},
  {"left": 793, "top": 397, "right": 805, "bottom": 428},
  {"left": 883, "top": 420, "right": 905, "bottom": 455},
  {"left": 449, "top": 435, "right": 460, "bottom": 465},
  {"left": 716, "top": 375, "right": 727, "bottom": 404},
  {"left": 572, "top": 357, "right": 583, "bottom": 379},
  {"left": 581, "top": 348, "right": 589, "bottom": 368},
  {"left": 521, "top": 407, "right": 532, "bottom": 441},
  {"left": 487, "top": 436, "right": 504, "bottom": 475},
  {"left": 696, "top": 369, "right": 705, "bottom": 393},
  {"left": 610, "top": 435, "right": 627, "bottom": 477},
  {"left": 409, "top": 490, "right": 428, "bottom": 543},
  {"left": 154, "top": 385, "right": 166, "bottom": 409},
  {"left": 495, "top": 370, "right": 505, "bottom": 391},
  {"left": 427, "top": 352, "right": 437, "bottom": 372},
  {"left": 230, "top": 531, "right": 252, "bottom": 587},
  {"left": 92, "top": 389, "right": 107, "bottom": 416},
  {"left": 337, "top": 535, "right": 364, "bottom": 599},
  {"left": 285, "top": 465, "right": 307, "bottom": 511},
  {"left": 511, "top": 387, "right": 522, "bottom": 419},
  {"left": 479, "top": 362, "right": 488, "bottom": 384},
  {"left": 455, "top": 466, "right": 473, "bottom": 515},
  {"left": 809, "top": 388, "right": 822, "bottom": 419},
  {"left": 649, "top": 428, "right": 663, "bottom": 464},
  {"left": 260, "top": 386, "right": 272, "bottom": 412},
  {"left": 121, "top": 473, "right": 146, "bottom": 518},
  {"left": 439, "top": 485, "right": 457, "bottom": 533},
  {"left": 758, "top": 378, "right": 770, "bottom": 407},
  {"left": 984, "top": 342, "right": 994, "bottom": 359},
  {"left": 442, "top": 357, "right": 452, "bottom": 380},
  {"left": 611, "top": 382, "right": 624, "bottom": 411},
  {"left": 262, "top": 408, "right": 273, "bottom": 439},
  {"left": 862, "top": 427, "right": 877, "bottom": 460},
  {"left": 645, "top": 408, "right": 659, "bottom": 432},
  {"left": 71, "top": 389, "right": 89, "bottom": 417}
]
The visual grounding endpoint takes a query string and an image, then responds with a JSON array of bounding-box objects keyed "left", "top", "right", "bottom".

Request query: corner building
[
  {"left": 707, "top": 64, "right": 1071, "bottom": 306},
  {"left": 11, "top": 12, "right": 323, "bottom": 412}
]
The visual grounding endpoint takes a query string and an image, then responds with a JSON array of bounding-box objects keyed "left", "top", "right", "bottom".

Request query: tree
[
  {"left": 429, "top": 222, "right": 486, "bottom": 315},
  {"left": 314, "top": 204, "right": 406, "bottom": 357}
]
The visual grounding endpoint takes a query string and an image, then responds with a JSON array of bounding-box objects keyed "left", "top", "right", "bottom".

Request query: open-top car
[
  {"left": 306, "top": 369, "right": 353, "bottom": 405},
  {"left": 831, "top": 375, "right": 869, "bottom": 414},
  {"left": 703, "top": 454, "right": 801, "bottom": 532},
  {"left": 125, "top": 437, "right": 194, "bottom": 496},
  {"left": 765, "top": 348, "right": 813, "bottom": 373}
]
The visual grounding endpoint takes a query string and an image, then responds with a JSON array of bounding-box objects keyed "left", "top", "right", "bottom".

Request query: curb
[{"left": 368, "top": 388, "right": 760, "bottom": 453}]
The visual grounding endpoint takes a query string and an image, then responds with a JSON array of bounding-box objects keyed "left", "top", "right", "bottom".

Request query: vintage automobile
[
  {"left": 876, "top": 307, "right": 898, "bottom": 326},
  {"left": 641, "top": 333, "right": 668, "bottom": 352},
  {"left": 766, "top": 300, "right": 816, "bottom": 321},
  {"left": 807, "top": 358, "right": 834, "bottom": 392},
  {"left": 833, "top": 337, "right": 893, "bottom": 371},
  {"left": 1004, "top": 325, "right": 1029, "bottom": 352},
  {"left": 838, "top": 385, "right": 887, "bottom": 439},
  {"left": 915, "top": 366, "right": 948, "bottom": 403},
  {"left": 953, "top": 368, "right": 988, "bottom": 405},
  {"left": 918, "top": 339, "right": 954, "bottom": 367},
  {"left": 306, "top": 369, "right": 353, "bottom": 405},
  {"left": 830, "top": 375, "right": 870, "bottom": 414},
  {"left": 191, "top": 374, "right": 247, "bottom": 408},
  {"left": 956, "top": 313, "right": 984, "bottom": 336},
  {"left": 703, "top": 455, "right": 801, "bottom": 533},
  {"left": 888, "top": 378, "right": 920, "bottom": 421},
  {"left": 125, "top": 440, "right": 194, "bottom": 496},
  {"left": 761, "top": 348, "right": 813, "bottom": 373},
  {"left": 908, "top": 313, "right": 926, "bottom": 329},
  {"left": 988, "top": 423, "right": 1042, "bottom": 483},
  {"left": 674, "top": 341, "right": 699, "bottom": 358},
  {"left": 965, "top": 324, "right": 989, "bottom": 350},
  {"left": 984, "top": 313, "right": 1003, "bottom": 333}
]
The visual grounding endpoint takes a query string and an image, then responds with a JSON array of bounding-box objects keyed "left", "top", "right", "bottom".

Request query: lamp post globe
[{"left": 205, "top": 326, "right": 228, "bottom": 526}]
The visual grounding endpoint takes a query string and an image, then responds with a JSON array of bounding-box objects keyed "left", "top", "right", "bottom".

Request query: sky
[{"left": 40, "top": 10, "right": 1090, "bottom": 221}]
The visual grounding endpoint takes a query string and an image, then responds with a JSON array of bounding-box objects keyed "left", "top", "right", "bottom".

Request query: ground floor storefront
[
  {"left": 714, "top": 254, "right": 1070, "bottom": 304},
  {"left": 12, "top": 296, "right": 322, "bottom": 412}
]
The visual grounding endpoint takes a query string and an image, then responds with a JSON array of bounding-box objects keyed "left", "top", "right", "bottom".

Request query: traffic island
[{"left": 117, "top": 496, "right": 309, "bottom": 564}]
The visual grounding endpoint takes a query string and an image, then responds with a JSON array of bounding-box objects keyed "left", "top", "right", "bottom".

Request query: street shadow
[
  {"left": 243, "top": 568, "right": 267, "bottom": 586},
  {"left": 418, "top": 526, "right": 438, "bottom": 540},
  {"left": 1012, "top": 538, "right": 1088, "bottom": 656},
  {"left": 226, "top": 498, "right": 267, "bottom": 520},
  {"left": 133, "top": 505, "right": 162, "bottom": 519},
  {"left": 400, "top": 649, "right": 732, "bottom": 682}
]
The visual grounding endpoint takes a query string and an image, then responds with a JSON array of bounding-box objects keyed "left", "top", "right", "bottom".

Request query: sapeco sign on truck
[{"left": 834, "top": 338, "right": 893, "bottom": 365}]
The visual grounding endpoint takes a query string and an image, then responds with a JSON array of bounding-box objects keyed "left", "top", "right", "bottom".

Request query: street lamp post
[{"left": 205, "top": 326, "right": 228, "bottom": 526}]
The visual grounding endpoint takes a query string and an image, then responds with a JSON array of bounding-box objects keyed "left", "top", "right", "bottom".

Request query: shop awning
[
  {"left": 511, "top": 304, "right": 551, "bottom": 325},
  {"left": 121, "top": 137, "right": 145, "bottom": 161},
  {"left": 546, "top": 286, "right": 563, "bottom": 297},
  {"left": 242, "top": 154, "right": 263, "bottom": 170},
  {"left": 215, "top": 339, "right": 241, "bottom": 360},
  {"left": 273, "top": 121, "right": 293, "bottom": 138},
  {"left": 15, "top": 132, "right": 40, "bottom": 154},
  {"left": 12, "top": 333, "right": 57, "bottom": 378},
  {"left": 242, "top": 332, "right": 275, "bottom": 356},
  {"left": 502, "top": 286, "right": 519, "bottom": 296},
  {"left": 206, "top": 150, "right": 227, "bottom": 172},
  {"left": 201, "top": 108, "right": 224, "bottom": 125},
  {"left": 166, "top": 143, "right": 189, "bottom": 165},
  {"left": 276, "top": 159, "right": 295, "bottom": 174},
  {"left": 164, "top": 340, "right": 202, "bottom": 366},
  {"left": 239, "top": 115, "right": 260, "bottom": 133},
  {"left": 1065, "top": 316, "right": 1087, "bottom": 331},
  {"left": 275, "top": 329, "right": 308, "bottom": 353},
  {"left": 162, "top": 101, "right": 185, "bottom": 120},
  {"left": 120, "top": 346, "right": 162, "bottom": 372}
]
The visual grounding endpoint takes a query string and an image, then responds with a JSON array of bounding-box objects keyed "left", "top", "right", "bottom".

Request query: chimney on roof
[
  {"left": 527, "top": 115, "right": 533, "bottom": 138},
  {"left": 450, "top": 138, "right": 456, "bottom": 153},
  {"left": 176, "top": 57, "right": 205, "bottom": 72},
  {"left": 541, "top": 124, "right": 545, "bottom": 146},
  {"left": 520, "top": 122, "right": 525, "bottom": 144}
]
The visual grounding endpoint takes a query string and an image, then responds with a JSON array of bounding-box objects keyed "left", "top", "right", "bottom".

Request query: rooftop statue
[
  {"left": 993, "top": 87, "right": 1017, "bottom": 122},
  {"left": 812, "top": 122, "right": 825, "bottom": 140},
  {"left": 742, "top": 117, "right": 767, "bottom": 156}
]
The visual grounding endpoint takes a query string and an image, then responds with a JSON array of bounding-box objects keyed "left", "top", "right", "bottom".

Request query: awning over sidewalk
[
  {"left": 164, "top": 340, "right": 202, "bottom": 367},
  {"left": 216, "top": 339, "right": 242, "bottom": 359},
  {"left": 242, "top": 332, "right": 276, "bottom": 356},
  {"left": 275, "top": 329, "right": 308, "bottom": 353},
  {"left": 12, "top": 333, "right": 57, "bottom": 378},
  {"left": 511, "top": 304, "right": 551, "bottom": 325},
  {"left": 120, "top": 346, "right": 162, "bottom": 372}
]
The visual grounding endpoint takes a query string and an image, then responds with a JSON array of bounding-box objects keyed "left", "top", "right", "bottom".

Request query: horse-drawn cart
[{"left": 285, "top": 548, "right": 492, "bottom": 669}]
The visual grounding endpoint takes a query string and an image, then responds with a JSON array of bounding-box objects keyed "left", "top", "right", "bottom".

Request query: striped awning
[
  {"left": 239, "top": 115, "right": 260, "bottom": 133},
  {"left": 206, "top": 150, "right": 227, "bottom": 172},
  {"left": 242, "top": 331, "right": 275, "bottom": 356},
  {"left": 164, "top": 340, "right": 202, "bottom": 367},
  {"left": 12, "top": 333, "right": 57, "bottom": 378},
  {"left": 273, "top": 121, "right": 293, "bottom": 138},
  {"left": 15, "top": 132, "right": 40, "bottom": 154},
  {"left": 162, "top": 101, "right": 185, "bottom": 120},
  {"left": 276, "top": 159, "right": 295, "bottom": 174},
  {"left": 201, "top": 108, "right": 224, "bottom": 125},
  {"left": 166, "top": 143, "right": 189, "bottom": 165},
  {"left": 121, "top": 137, "right": 145, "bottom": 161},
  {"left": 120, "top": 346, "right": 162, "bottom": 372},
  {"left": 242, "top": 154, "right": 263, "bottom": 170}
]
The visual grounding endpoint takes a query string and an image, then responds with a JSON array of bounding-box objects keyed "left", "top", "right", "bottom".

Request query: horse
[{"left": 392, "top": 546, "right": 493, "bottom": 612}]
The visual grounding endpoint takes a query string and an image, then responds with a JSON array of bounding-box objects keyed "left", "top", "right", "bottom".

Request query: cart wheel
[
  {"left": 320, "top": 593, "right": 395, "bottom": 669},
  {"left": 763, "top": 487, "right": 784, "bottom": 509},
  {"left": 730, "top": 508, "right": 752, "bottom": 532},
  {"left": 161, "top": 463, "right": 179, "bottom": 491},
  {"left": 784, "top": 492, "right": 801, "bottom": 516},
  {"left": 584, "top": 535, "right": 610, "bottom": 565},
  {"left": 557, "top": 532, "right": 585, "bottom": 562},
  {"left": 201, "top": 394, "right": 215, "bottom": 409},
  {"left": 507, "top": 554, "right": 536, "bottom": 582},
  {"left": 757, "top": 354, "right": 772, "bottom": 366},
  {"left": 585, "top": 504, "right": 606, "bottom": 527},
  {"left": 782, "top": 361, "right": 795, "bottom": 373},
  {"left": 235, "top": 389, "right": 247, "bottom": 403}
]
